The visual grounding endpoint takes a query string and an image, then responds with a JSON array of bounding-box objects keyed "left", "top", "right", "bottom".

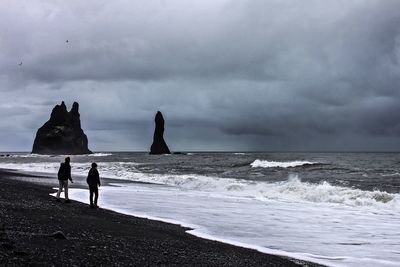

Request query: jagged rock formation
[
  {"left": 150, "top": 111, "right": 171, "bottom": 155},
  {"left": 32, "top": 101, "right": 92, "bottom": 155}
]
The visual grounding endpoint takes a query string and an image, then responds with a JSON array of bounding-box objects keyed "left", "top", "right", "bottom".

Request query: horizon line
[{"left": 1, "top": 150, "right": 400, "bottom": 154}]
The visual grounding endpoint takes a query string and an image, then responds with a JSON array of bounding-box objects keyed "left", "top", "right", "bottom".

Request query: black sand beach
[{"left": 0, "top": 169, "right": 321, "bottom": 266}]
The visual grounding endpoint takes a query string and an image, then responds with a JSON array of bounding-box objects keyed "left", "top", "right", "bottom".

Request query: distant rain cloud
[{"left": 0, "top": 0, "right": 400, "bottom": 151}]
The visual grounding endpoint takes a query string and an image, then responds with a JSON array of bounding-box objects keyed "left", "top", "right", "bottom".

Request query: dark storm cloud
[{"left": 0, "top": 0, "right": 400, "bottom": 151}]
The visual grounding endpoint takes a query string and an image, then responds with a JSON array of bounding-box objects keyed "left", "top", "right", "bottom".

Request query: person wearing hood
[
  {"left": 56, "top": 157, "right": 73, "bottom": 203},
  {"left": 86, "top": 162, "right": 101, "bottom": 208}
]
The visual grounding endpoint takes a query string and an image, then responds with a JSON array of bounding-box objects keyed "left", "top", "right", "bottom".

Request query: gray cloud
[{"left": 0, "top": 0, "right": 400, "bottom": 151}]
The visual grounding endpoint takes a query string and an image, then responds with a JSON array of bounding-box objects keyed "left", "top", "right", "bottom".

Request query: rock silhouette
[
  {"left": 32, "top": 101, "right": 92, "bottom": 155},
  {"left": 150, "top": 111, "right": 171, "bottom": 155}
]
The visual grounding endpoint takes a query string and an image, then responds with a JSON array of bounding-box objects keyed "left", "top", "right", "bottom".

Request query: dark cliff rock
[
  {"left": 150, "top": 111, "right": 171, "bottom": 155},
  {"left": 32, "top": 101, "right": 92, "bottom": 155}
]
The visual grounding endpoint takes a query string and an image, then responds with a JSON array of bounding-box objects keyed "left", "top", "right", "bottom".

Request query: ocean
[{"left": 0, "top": 152, "right": 399, "bottom": 266}]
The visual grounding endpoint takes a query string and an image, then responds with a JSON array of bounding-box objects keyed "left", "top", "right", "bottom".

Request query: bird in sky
[{"left": 66, "top": 40, "right": 69, "bottom": 43}]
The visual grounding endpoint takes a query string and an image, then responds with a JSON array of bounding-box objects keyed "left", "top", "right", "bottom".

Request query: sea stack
[
  {"left": 150, "top": 111, "right": 171, "bottom": 155},
  {"left": 32, "top": 101, "right": 92, "bottom": 155}
]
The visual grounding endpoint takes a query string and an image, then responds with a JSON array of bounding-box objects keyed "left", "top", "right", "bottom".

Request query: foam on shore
[
  {"left": 64, "top": 182, "right": 400, "bottom": 267},
  {"left": 2, "top": 162, "right": 398, "bottom": 208},
  {"left": 250, "top": 159, "right": 318, "bottom": 168},
  {"left": 61, "top": 186, "right": 334, "bottom": 267}
]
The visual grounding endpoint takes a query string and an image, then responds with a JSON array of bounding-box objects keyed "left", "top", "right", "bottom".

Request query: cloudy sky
[{"left": 1, "top": 0, "right": 400, "bottom": 152}]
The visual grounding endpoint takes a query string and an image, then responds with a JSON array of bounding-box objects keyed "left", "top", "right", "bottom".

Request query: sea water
[{"left": 1, "top": 152, "right": 399, "bottom": 266}]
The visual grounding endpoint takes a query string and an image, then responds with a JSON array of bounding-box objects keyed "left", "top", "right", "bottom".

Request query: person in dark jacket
[
  {"left": 56, "top": 157, "right": 73, "bottom": 203},
  {"left": 86, "top": 162, "right": 101, "bottom": 208}
]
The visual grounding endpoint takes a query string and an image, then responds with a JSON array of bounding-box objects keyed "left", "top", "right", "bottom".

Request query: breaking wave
[
  {"left": 87, "top": 153, "right": 113, "bottom": 157},
  {"left": 257, "top": 175, "right": 397, "bottom": 207},
  {"left": 1, "top": 153, "right": 112, "bottom": 158},
  {"left": 143, "top": 173, "right": 399, "bottom": 208},
  {"left": 0, "top": 161, "right": 398, "bottom": 209},
  {"left": 250, "top": 159, "right": 319, "bottom": 168},
  {"left": 3, "top": 153, "right": 54, "bottom": 158}
]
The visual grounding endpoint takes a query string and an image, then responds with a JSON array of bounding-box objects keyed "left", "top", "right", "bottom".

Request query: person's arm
[
  {"left": 86, "top": 170, "right": 91, "bottom": 185},
  {"left": 96, "top": 170, "right": 100, "bottom": 187},
  {"left": 68, "top": 166, "right": 73, "bottom": 183},
  {"left": 57, "top": 164, "right": 62, "bottom": 179}
]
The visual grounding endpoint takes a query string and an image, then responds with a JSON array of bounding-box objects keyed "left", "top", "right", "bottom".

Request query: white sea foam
[
  {"left": 256, "top": 174, "right": 398, "bottom": 208},
  {"left": 59, "top": 186, "right": 335, "bottom": 267},
  {"left": 3, "top": 155, "right": 400, "bottom": 266},
  {"left": 2, "top": 161, "right": 398, "bottom": 209},
  {"left": 86, "top": 153, "right": 113, "bottom": 157},
  {"left": 66, "top": 182, "right": 400, "bottom": 267},
  {"left": 250, "top": 159, "right": 317, "bottom": 168},
  {"left": 0, "top": 162, "right": 138, "bottom": 179},
  {"left": 130, "top": 173, "right": 399, "bottom": 208},
  {"left": 5, "top": 153, "right": 54, "bottom": 158},
  {"left": 381, "top": 172, "right": 400, "bottom": 177},
  {"left": 2, "top": 153, "right": 111, "bottom": 158}
]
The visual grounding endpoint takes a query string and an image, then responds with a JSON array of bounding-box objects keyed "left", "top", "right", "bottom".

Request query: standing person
[
  {"left": 56, "top": 157, "right": 73, "bottom": 203},
  {"left": 86, "top": 162, "right": 100, "bottom": 208}
]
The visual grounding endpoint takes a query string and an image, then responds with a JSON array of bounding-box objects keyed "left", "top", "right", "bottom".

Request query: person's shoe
[
  {"left": 56, "top": 198, "right": 61, "bottom": 202},
  {"left": 90, "top": 204, "right": 95, "bottom": 208},
  {"left": 65, "top": 199, "right": 71, "bottom": 203}
]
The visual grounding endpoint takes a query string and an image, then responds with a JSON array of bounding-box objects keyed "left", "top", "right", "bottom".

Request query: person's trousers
[
  {"left": 56, "top": 180, "right": 69, "bottom": 199},
  {"left": 89, "top": 186, "right": 98, "bottom": 206}
]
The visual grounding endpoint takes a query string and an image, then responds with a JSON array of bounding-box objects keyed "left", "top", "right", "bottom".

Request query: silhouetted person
[
  {"left": 87, "top": 162, "right": 100, "bottom": 208},
  {"left": 56, "top": 157, "right": 73, "bottom": 203}
]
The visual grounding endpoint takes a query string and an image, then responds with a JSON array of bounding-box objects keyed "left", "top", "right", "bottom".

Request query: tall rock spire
[{"left": 150, "top": 111, "right": 171, "bottom": 154}]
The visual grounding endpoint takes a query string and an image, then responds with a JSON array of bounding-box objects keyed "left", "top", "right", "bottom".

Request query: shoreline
[
  {"left": 65, "top": 184, "right": 332, "bottom": 266},
  {"left": 0, "top": 169, "right": 323, "bottom": 266}
]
